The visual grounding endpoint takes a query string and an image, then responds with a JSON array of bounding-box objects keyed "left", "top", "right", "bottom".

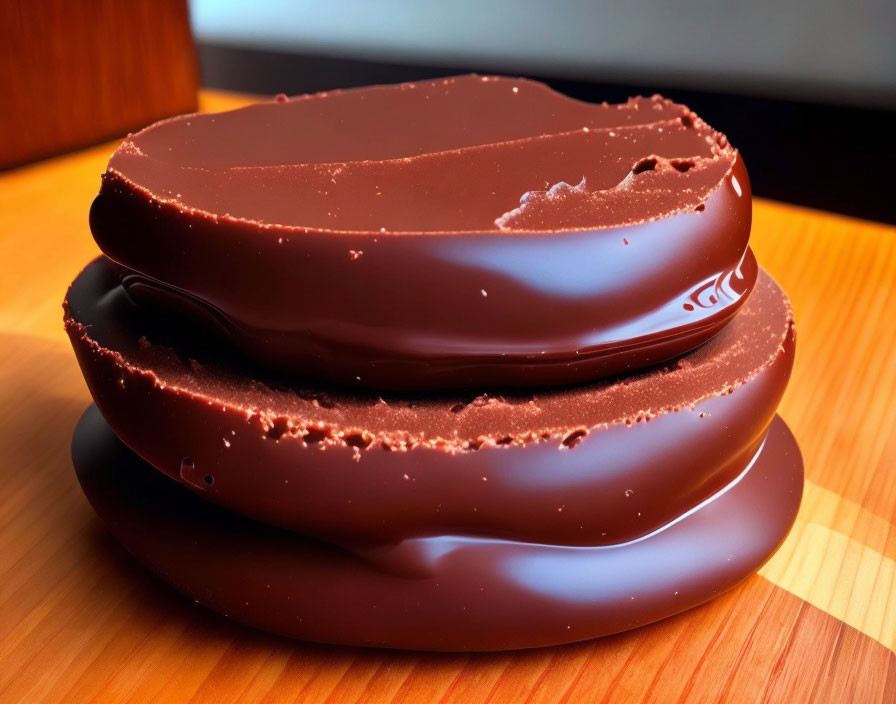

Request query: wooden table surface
[{"left": 1, "top": 92, "right": 894, "bottom": 703}]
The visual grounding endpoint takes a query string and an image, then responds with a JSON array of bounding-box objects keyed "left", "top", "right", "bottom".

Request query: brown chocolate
[
  {"left": 64, "top": 256, "right": 793, "bottom": 548},
  {"left": 65, "top": 76, "right": 802, "bottom": 651},
  {"left": 73, "top": 406, "right": 803, "bottom": 651},
  {"left": 90, "top": 75, "right": 755, "bottom": 390}
]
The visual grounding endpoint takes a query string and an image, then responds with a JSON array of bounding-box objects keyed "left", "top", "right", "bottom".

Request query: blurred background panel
[
  {"left": 191, "top": 0, "right": 896, "bottom": 223},
  {"left": 0, "top": 0, "right": 198, "bottom": 170},
  {"left": 191, "top": 0, "right": 896, "bottom": 108}
]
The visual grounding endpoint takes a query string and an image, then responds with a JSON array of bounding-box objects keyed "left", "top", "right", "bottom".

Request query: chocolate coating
[
  {"left": 73, "top": 406, "right": 803, "bottom": 651},
  {"left": 90, "top": 75, "right": 755, "bottom": 390},
  {"left": 65, "top": 256, "right": 793, "bottom": 547}
]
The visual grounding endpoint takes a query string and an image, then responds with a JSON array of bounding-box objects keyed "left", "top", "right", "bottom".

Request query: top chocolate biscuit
[{"left": 90, "top": 75, "right": 754, "bottom": 390}]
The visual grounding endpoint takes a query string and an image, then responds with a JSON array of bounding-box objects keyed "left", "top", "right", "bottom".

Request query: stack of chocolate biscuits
[{"left": 65, "top": 75, "right": 802, "bottom": 651}]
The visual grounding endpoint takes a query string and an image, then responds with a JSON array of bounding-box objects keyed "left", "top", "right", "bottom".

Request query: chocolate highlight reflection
[{"left": 66, "top": 75, "right": 802, "bottom": 651}]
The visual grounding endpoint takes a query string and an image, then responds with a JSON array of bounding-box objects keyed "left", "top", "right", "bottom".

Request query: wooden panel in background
[
  {"left": 0, "top": 0, "right": 198, "bottom": 170},
  {"left": 0, "top": 92, "right": 893, "bottom": 702}
]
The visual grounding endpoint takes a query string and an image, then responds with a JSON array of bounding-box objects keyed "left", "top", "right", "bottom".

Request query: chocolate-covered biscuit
[
  {"left": 65, "top": 257, "right": 793, "bottom": 548},
  {"left": 74, "top": 407, "right": 802, "bottom": 651},
  {"left": 90, "top": 75, "right": 754, "bottom": 390},
  {"left": 65, "top": 76, "right": 802, "bottom": 650}
]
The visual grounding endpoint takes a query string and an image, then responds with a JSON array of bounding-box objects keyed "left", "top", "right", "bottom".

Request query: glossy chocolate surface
[
  {"left": 90, "top": 75, "right": 756, "bottom": 390},
  {"left": 65, "top": 256, "right": 793, "bottom": 547},
  {"left": 73, "top": 406, "right": 803, "bottom": 651}
]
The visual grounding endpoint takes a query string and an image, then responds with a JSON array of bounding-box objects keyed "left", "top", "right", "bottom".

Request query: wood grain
[
  {"left": 0, "top": 0, "right": 197, "bottom": 170},
  {"left": 0, "top": 91, "right": 894, "bottom": 702}
]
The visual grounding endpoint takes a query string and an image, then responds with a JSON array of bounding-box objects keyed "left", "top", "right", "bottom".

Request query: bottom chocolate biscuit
[{"left": 74, "top": 406, "right": 802, "bottom": 651}]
